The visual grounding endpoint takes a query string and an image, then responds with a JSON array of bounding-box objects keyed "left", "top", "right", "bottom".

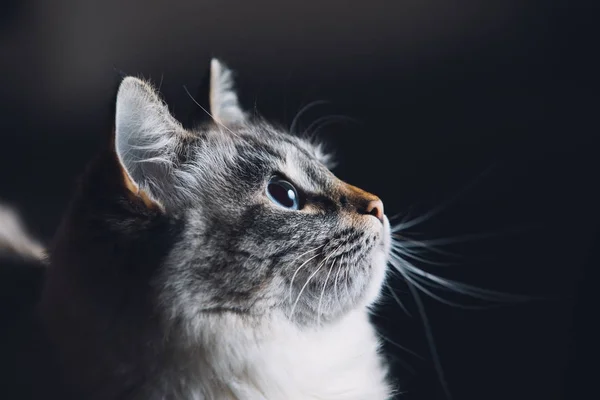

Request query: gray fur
[{"left": 41, "top": 58, "right": 392, "bottom": 399}]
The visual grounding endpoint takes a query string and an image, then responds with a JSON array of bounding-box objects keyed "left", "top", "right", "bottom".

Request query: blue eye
[{"left": 266, "top": 177, "right": 300, "bottom": 210}]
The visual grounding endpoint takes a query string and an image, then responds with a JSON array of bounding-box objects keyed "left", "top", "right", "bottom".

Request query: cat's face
[{"left": 115, "top": 60, "right": 390, "bottom": 328}]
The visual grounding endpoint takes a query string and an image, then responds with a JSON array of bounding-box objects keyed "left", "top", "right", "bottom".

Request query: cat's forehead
[
  {"left": 202, "top": 124, "right": 335, "bottom": 192},
  {"left": 245, "top": 122, "right": 321, "bottom": 155},
  {"left": 229, "top": 124, "right": 332, "bottom": 190}
]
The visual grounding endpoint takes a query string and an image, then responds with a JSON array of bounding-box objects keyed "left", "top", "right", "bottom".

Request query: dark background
[{"left": 1, "top": 1, "right": 597, "bottom": 399}]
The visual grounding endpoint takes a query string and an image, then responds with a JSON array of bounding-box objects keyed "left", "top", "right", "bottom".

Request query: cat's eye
[{"left": 266, "top": 177, "right": 300, "bottom": 210}]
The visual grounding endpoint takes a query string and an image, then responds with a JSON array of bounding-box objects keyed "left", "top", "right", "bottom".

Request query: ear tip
[
  {"left": 210, "top": 58, "right": 225, "bottom": 76},
  {"left": 117, "top": 76, "right": 160, "bottom": 106},
  {"left": 119, "top": 76, "right": 149, "bottom": 92}
]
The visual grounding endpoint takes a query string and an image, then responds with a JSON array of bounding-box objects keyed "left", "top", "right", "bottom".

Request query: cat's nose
[
  {"left": 364, "top": 198, "right": 384, "bottom": 224},
  {"left": 339, "top": 181, "right": 385, "bottom": 224}
]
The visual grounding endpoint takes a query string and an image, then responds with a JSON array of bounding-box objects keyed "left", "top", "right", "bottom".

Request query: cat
[{"left": 1, "top": 59, "right": 394, "bottom": 399}]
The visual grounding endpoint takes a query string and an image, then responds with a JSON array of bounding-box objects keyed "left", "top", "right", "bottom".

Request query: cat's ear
[
  {"left": 209, "top": 58, "right": 247, "bottom": 126},
  {"left": 114, "top": 77, "right": 190, "bottom": 211}
]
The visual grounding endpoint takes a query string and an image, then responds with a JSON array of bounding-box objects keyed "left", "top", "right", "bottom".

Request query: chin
[{"left": 361, "top": 216, "right": 391, "bottom": 308}]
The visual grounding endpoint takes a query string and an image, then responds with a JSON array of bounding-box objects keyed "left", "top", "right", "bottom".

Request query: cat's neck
[
  {"left": 41, "top": 284, "right": 390, "bottom": 400},
  {"left": 176, "top": 309, "right": 391, "bottom": 400}
]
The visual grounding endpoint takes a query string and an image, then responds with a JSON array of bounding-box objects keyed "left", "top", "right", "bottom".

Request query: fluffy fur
[
  {"left": 38, "top": 59, "right": 393, "bottom": 399},
  {"left": 0, "top": 203, "right": 45, "bottom": 261}
]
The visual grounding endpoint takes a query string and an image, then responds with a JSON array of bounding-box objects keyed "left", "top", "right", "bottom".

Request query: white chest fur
[{"left": 181, "top": 309, "right": 391, "bottom": 400}]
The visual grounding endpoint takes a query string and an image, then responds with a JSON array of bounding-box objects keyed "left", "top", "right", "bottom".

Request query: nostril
[{"left": 365, "top": 199, "right": 384, "bottom": 223}]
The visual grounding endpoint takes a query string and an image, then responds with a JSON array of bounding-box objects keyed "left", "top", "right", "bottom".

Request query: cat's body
[{"left": 3, "top": 60, "right": 393, "bottom": 399}]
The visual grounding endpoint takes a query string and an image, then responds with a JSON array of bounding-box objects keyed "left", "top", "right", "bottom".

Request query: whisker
[
  {"left": 303, "top": 114, "right": 357, "bottom": 140},
  {"left": 288, "top": 246, "right": 324, "bottom": 304},
  {"left": 183, "top": 85, "right": 240, "bottom": 138},
  {"left": 404, "top": 276, "right": 454, "bottom": 400},
  {"left": 289, "top": 100, "right": 330, "bottom": 135},
  {"left": 392, "top": 163, "right": 497, "bottom": 232},
  {"left": 317, "top": 257, "right": 337, "bottom": 325},
  {"left": 392, "top": 237, "right": 462, "bottom": 259},
  {"left": 385, "top": 283, "right": 412, "bottom": 317},
  {"left": 392, "top": 265, "right": 482, "bottom": 309},
  {"left": 376, "top": 330, "right": 424, "bottom": 361},
  {"left": 157, "top": 73, "right": 165, "bottom": 92},
  {"left": 290, "top": 247, "right": 338, "bottom": 319},
  {"left": 391, "top": 247, "right": 457, "bottom": 267},
  {"left": 291, "top": 256, "right": 329, "bottom": 319},
  {"left": 393, "top": 229, "right": 533, "bottom": 248},
  {"left": 387, "top": 229, "right": 539, "bottom": 399},
  {"left": 389, "top": 255, "right": 531, "bottom": 311},
  {"left": 395, "top": 257, "right": 531, "bottom": 302},
  {"left": 343, "top": 260, "right": 352, "bottom": 300},
  {"left": 333, "top": 255, "right": 344, "bottom": 304},
  {"left": 395, "top": 245, "right": 460, "bottom": 262},
  {"left": 391, "top": 204, "right": 419, "bottom": 229},
  {"left": 388, "top": 212, "right": 408, "bottom": 222},
  {"left": 399, "top": 274, "right": 512, "bottom": 311}
]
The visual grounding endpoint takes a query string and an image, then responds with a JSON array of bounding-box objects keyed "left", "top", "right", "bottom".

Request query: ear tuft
[
  {"left": 209, "top": 59, "right": 246, "bottom": 126},
  {"left": 312, "top": 142, "right": 337, "bottom": 170}
]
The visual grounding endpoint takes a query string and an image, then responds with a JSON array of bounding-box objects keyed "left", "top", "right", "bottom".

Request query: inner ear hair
[
  {"left": 109, "top": 129, "right": 163, "bottom": 211},
  {"left": 119, "top": 164, "right": 162, "bottom": 210}
]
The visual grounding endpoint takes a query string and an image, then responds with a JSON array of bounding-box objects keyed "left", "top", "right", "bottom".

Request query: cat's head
[{"left": 114, "top": 59, "right": 390, "bottom": 328}]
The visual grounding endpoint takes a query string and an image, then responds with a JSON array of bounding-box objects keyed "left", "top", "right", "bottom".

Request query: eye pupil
[{"left": 266, "top": 178, "right": 300, "bottom": 210}]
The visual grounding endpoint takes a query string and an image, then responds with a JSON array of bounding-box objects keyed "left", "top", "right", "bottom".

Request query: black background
[{"left": 1, "top": 1, "right": 598, "bottom": 399}]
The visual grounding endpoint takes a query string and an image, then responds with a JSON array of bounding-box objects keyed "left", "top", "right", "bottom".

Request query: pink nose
[{"left": 365, "top": 198, "right": 384, "bottom": 223}]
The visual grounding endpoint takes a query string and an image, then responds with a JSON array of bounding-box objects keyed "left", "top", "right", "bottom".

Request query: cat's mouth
[
  {"left": 282, "top": 215, "right": 391, "bottom": 325},
  {"left": 322, "top": 226, "right": 381, "bottom": 264},
  {"left": 335, "top": 215, "right": 389, "bottom": 273},
  {"left": 339, "top": 215, "right": 389, "bottom": 267}
]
